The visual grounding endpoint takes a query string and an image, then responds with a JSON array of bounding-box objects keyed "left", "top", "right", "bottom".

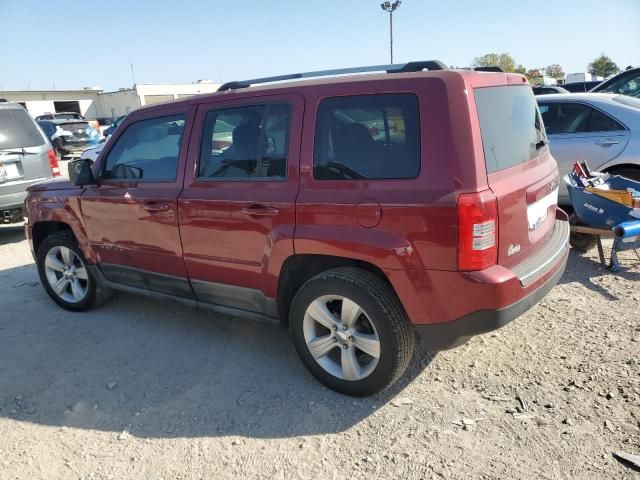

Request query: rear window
[
  {"left": 0, "top": 108, "right": 45, "bottom": 150},
  {"left": 474, "top": 85, "right": 546, "bottom": 173}
]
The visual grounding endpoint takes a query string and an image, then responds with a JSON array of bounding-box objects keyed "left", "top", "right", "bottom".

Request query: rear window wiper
[{"left": 0, "top": 148, "right": 37, "bottom": 155}]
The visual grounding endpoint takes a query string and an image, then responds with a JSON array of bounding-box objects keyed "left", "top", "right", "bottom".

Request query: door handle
[
  {"left": 142, "top": 202, "right": 169, "bottom": 212},
  {"left": 241, "top": 205, "right": 280, "bottom": 216},
  {"left": 595, "top": 139, "right": 620, "bottom": 146}
]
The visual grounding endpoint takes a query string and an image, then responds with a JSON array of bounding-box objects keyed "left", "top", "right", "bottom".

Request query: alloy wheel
[
  {"left": 302, "top": 295, "right": 381, "bottom": 381},
  {"left": 44, "top": 246, "right": 89, "bottom": 304}
]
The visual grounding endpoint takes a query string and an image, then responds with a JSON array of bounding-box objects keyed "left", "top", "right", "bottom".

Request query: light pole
[{"left": 380, "top": 1, "right": 401, "bottom": 64}]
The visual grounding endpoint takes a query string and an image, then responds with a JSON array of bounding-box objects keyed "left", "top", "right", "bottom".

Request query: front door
[
  {"left": 80, "top": 108, "right": 194, "bottom": 297},
  {"left": 178, "top": 94, "right": 303, "bottom": 315}
]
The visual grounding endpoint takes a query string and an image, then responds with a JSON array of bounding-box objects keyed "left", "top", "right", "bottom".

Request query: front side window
[
  {"left": 198, "top": 103, "right": 291, "bottom": 180},
  {"left": 314, "top": 94, "right": 420, "bottom": 180},
  {"left": 102, "top": 114, "right": 185, "bottom": 181}
]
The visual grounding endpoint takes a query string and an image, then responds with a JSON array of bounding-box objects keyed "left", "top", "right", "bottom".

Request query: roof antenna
[{"left": 130, "top": 62, "right": 137, "bottom": 86}]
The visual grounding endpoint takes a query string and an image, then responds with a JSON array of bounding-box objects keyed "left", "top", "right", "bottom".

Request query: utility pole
[{"left": 380, "top": 1, "right": 401, "bottom": 63}]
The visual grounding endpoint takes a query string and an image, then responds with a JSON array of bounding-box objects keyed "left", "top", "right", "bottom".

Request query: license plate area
[
  {"left": 527, "top": 188, "right": 558, "bottom": 230},
  {"left": 0, "top": 161, "right": 22, "bottom": 182}
]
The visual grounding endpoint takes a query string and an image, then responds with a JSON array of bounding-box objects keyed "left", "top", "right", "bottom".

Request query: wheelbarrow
[{"left": 566, "top": 172, "right": 640, "bottom": 272}]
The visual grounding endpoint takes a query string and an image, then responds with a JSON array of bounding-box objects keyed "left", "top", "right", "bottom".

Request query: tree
[
  {"left": 525, "top": 69, "right": 542, "bottom": 81},
  {"left": 588, "top": 54, "right": 619, "bottom": 77},
  {"left": 472, "top": 53, "right": 516, "bottom": 73},
  {"left": 544, "top": 64, "right": 565, "bottom": 79},
  {"left": 514, "top": 64, "right": 527, "bottom": 75}
]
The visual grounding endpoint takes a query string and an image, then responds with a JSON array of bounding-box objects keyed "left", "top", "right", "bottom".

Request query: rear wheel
[
  {"left": 36, "top": 232, "right": 112, "bottom": 311},
  {"left": 290, "top": 268, "right": 414, "bottom": 396}
]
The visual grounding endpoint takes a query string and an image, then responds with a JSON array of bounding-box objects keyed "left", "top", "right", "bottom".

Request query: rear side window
[
  {"left": 102, "top": 114, "right": 185, "bottom": 181},
  {"left": 314, "top": 94, "right": 420, "bottom": 180},
  {"left": 538, "top": 103, "right": 624, "bottom": 134},
  {"left": 0, "top": 108, "right": 45, "bottom": 149},
  {"left": 198, "top": 103, "right": 291, "bottom": 180},
  {"left": 474, "top": 85, "right": 546, "bottom": 173}
]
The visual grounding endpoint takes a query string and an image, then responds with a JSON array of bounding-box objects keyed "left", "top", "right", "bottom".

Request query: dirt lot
[{"left": 0, "top": 222, "right": 638, "bottom": 480}]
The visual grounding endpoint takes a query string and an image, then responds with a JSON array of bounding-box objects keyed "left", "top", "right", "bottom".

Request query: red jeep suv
[{"left": 25, "top": 61, "right": 569, "bottom": 396}]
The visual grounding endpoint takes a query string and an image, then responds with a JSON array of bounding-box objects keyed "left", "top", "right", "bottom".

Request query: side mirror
[{"left": 69, "top": 158, "right": 96, "bottom": 186}]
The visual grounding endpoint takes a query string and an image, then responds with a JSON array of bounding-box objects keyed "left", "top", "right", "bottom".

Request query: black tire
[
  {"left": 569, "top": 232, "right": 598, "bottom": 252},
  {"left": 290, "top": 267, "right": 415, "bottom": 397},
  {"left": 608, "top": 167, "right": 640, "bottom": 183},
  {"left": 36, "top": 231, "right": 112, "bottom": 311}
]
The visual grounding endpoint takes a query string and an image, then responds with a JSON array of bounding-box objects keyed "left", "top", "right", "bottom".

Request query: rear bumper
[
  {"left": 414, "top": 255, "right": 567, "bottom": 350},
  {"left": 0, "top": 190, "right": 27, "bottom": 210},
  {"left": 387, "top": 210, "right": 570, "bottom": 351}
]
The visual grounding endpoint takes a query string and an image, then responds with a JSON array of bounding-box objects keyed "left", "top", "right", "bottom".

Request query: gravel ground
[{"left": 0, "top": 222, "right": 639, "bottom": 480}]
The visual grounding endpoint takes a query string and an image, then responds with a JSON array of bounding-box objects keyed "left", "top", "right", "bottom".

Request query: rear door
[
  {"left": 473, "top": 84, "right": 560, "bottom": 268},
  {"left": 537, "top": 101, "right": 630, "bottom": 202}
]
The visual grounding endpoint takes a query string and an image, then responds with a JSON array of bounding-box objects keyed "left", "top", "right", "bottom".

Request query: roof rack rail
[
  {"left": 217, "top": 60, "right": 448, "bottom": 91},
  {"left": 473, "top": 66, "right": 504, "bottom": 72}
]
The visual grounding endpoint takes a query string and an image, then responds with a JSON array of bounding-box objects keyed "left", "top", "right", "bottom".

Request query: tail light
[
  {"left": 47, "top": 148, "right": 61, "bottom": 177},
  {"left": 457, "top": 190, "right": 498, "bottom": 271}
]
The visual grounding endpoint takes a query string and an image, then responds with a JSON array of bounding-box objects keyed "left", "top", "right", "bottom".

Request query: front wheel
[
  {"left": 290, "top": 268, "right": 415, "bottom": 396},
  {"left": 36, "top": 231, "right": 112, "bottom": 311}
]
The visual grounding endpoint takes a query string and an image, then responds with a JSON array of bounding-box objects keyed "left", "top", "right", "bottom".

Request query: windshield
[
  {"left": 474, "top": 85, "right": 547, "bottom": 174},
  {"left": 0, "top": 108, "right": 46, "bottom": 150},
  {"left": 600, "top": 71, "right": 640, "bottom": 98}
]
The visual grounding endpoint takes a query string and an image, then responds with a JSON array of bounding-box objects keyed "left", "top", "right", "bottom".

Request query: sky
[{"left": 1, "top": 0, "right": 638, "bottom": 91}]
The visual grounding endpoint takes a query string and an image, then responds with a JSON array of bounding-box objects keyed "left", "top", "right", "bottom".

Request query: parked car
[
  {"left": 536, "top": 93, "right": 640, "bottom": 205},
  {"left": 103, "top": 115, "right": 127, "bottom": 137},
  {"left": 533, "top": 86, "right": 569, "bottom": 95},
  {"left": 25, "top": 61, "right": 569, "bottom": 396},
  {"left": 37, "top": 119, "right": 102, "bottom": 159},
  {"left": 591, "top": 66, "right": 640, "bottom": 98},
  {"left": 0, "top": 102, "right": 59, "bottom": 223},
  {"left": 36, "top": 112, "right": 86, "bottom": 121},
  {"left": 562, "top": 81, "right": 603, "bottom": 93}
]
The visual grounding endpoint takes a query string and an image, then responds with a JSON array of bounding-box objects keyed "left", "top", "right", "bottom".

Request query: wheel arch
[
  {"left": 602, "top": 163, "right": 640, "bottom": 177},
  {"left": 277, "top": 254, "right": 394, "bottom": 326},
  {"left": 32, "top": 221, "right": 75, "bottom": 256}
]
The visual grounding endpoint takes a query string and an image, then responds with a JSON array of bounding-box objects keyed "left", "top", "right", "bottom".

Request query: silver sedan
[{"left": 536, "top": 93, "right": 640, "bottom": 205}]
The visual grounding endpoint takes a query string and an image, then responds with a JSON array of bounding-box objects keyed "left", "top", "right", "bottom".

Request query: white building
[
  {"left": 0, "top": 88, "right": 102, "bottom": 118},
  {"left": 0, "top": 81, "right": 220, "bottom": 123},
  {"left": 95, "top": 81, "right": 220, "bottom": 120}
]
